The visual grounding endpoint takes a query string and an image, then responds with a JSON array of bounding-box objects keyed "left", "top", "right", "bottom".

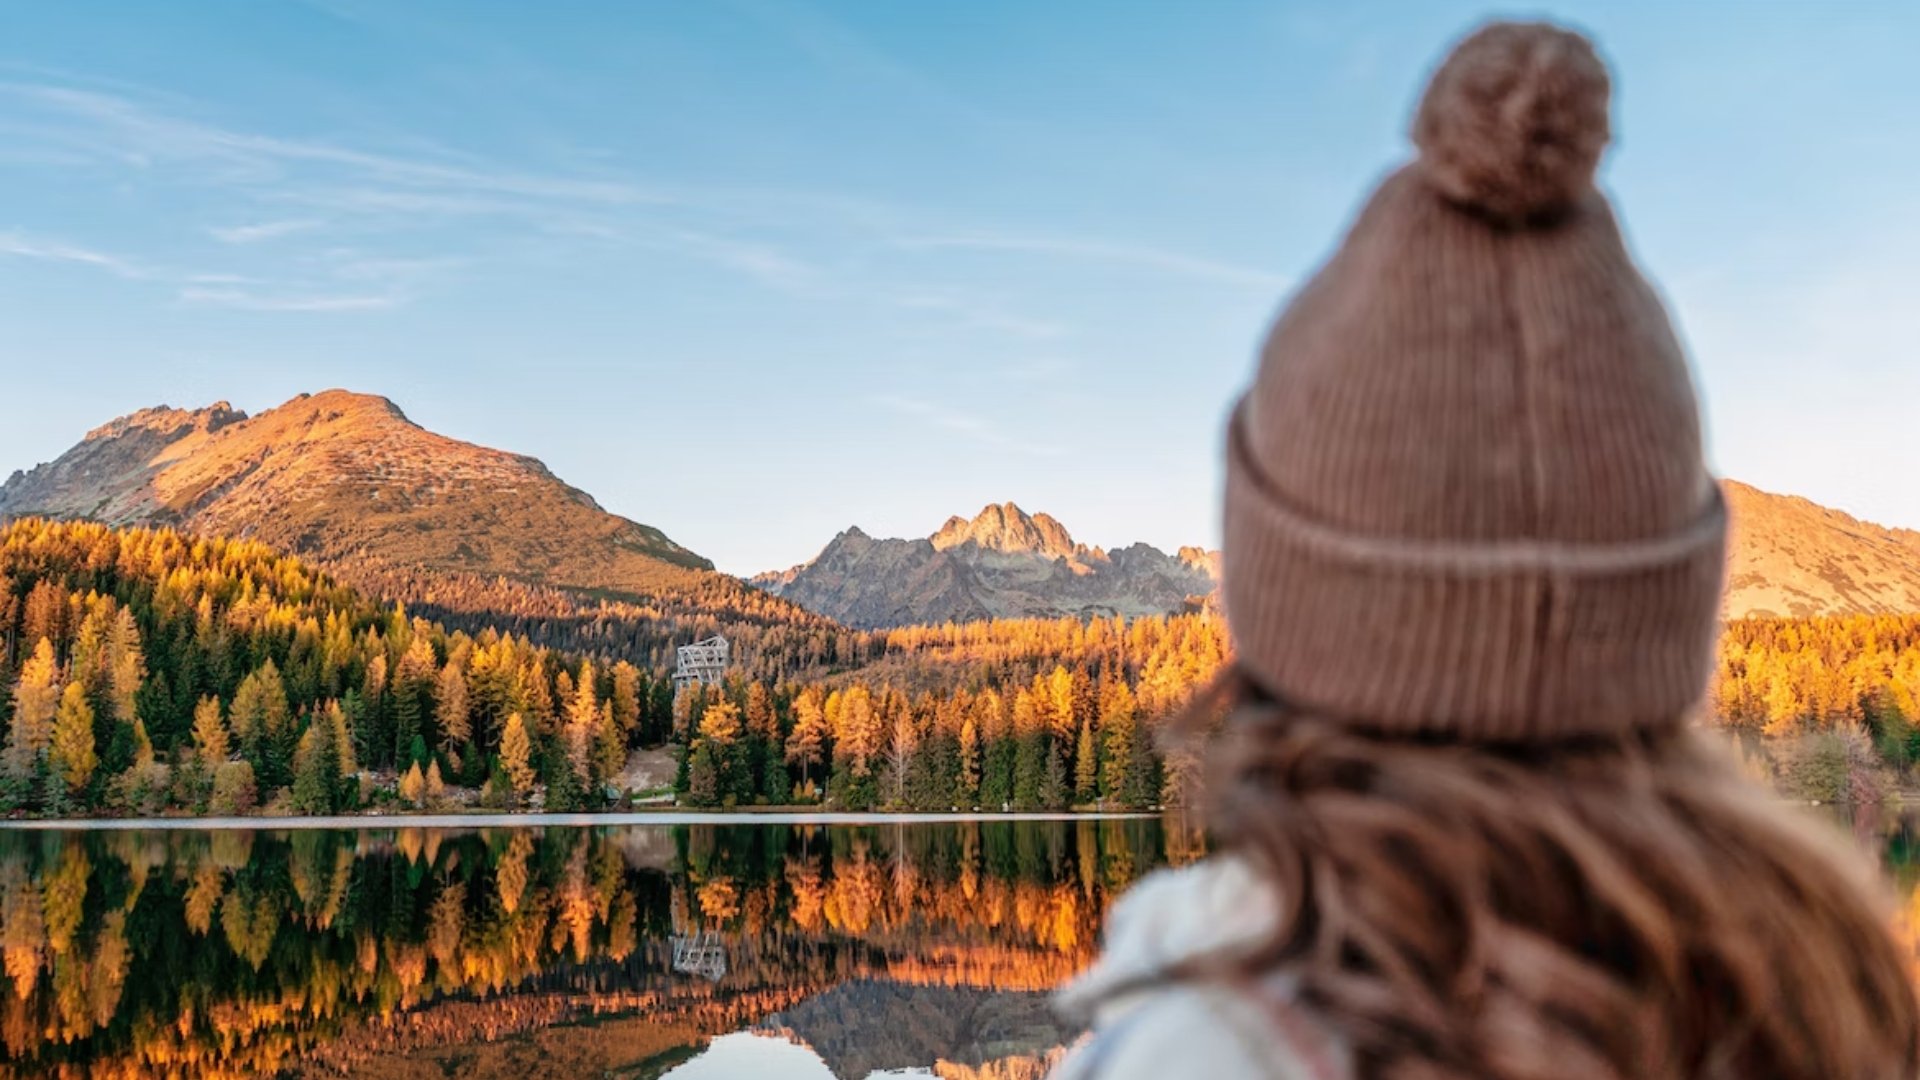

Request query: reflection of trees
[{"left": 0, "top": 819, "right": 1172, "bottom": 1077}]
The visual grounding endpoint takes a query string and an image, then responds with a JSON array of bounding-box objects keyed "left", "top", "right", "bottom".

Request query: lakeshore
[{"left": 0, "top": 808, "right": 1161, "bottom": 831}]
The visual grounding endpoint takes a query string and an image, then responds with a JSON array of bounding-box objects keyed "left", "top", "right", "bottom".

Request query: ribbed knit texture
[{"left": 1221, "top": 22, "right": 1727, "bottom": 742}]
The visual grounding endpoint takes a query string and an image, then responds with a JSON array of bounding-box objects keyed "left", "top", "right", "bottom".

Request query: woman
[{"left": 1052, "top": 20, "right": 1920, "bottom": 1080}]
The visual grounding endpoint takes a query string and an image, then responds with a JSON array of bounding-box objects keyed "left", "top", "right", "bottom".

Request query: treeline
[
  {"left": 0, "top": 519, "right": 683, "bottom": 816},
  {"left": 0, "top": 820, "right": 1177, "bottom": 1074},
  {"left": 674, "top": 613, "right": 1228, "bottom": 811},
  {"left": 331, "top": 556, "right": 874, "bottom": 683},
  {"left": 1710, "top": 614, "right": 1920, "bottom": 800}
]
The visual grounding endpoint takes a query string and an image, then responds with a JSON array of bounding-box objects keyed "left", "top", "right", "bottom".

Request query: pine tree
[
  {"left": 1039, "top": 741, "right": 1069, "bottom": 811},
  {"left": 760, "top": 744, "right": 789, "bottom": 804},
  {"left": 425, "top": 759, "right": 446, "bottom": 803},
  {"left": 231, "top": 660, "right": 292, "bottom": 791},
  {"left": 1099, "top": 680, "right": 1138, "bottom": 803},
  {"left": 50, "top": 683, "right": 98, "bottom": 795},
  {"left": 393, "top": 636, "right": 436, "bottom": 767},
  {"left": 686, "top": 741, "right": 720, "bottom": 807},
  {"left": 291, "top": 719, "right": 341, "bottom": 815}
]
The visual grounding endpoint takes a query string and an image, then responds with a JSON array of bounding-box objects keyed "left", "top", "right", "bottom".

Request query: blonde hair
[{"left": 1187, "top": 668, "right": 1920, "bottom": 1080}]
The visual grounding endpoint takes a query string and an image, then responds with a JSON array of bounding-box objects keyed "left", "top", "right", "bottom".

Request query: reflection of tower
[
  {"left": 672, "top": 635, "right": 729, "bottom": 693},
  {"left": 671, "top": 932, "right": 729, "bottom": 981}
]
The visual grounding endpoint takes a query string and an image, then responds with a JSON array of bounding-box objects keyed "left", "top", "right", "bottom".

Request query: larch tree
[
  {"left": 609, "top": 662, "right": 642, "bottom": 740},
  {"left": 5, "top": 638, "right": 60, "bottom": 781},
  {"left": 957, "top": 712, "right": 980, "bottom": 806},
  {"left": 885, "top": 705, "right": 918, "bottom": 807},
  {"left": 564, "top": 660, "right": 599, "bottom": 784},
  {"left": 325, "top": 699, "right": 358, "bottom": 780},
  {"left": 784, "top": 688, "right": 828, "bottom": 793},
  {"left": 106, "top": 606, "right": 144, "bottom": 729},
  {"left": 49, "top": 683, "right": 98, "bottom": 795},
  {"left": 1074, "top": 720, "right": 1098, "bottom": 805},
  {"left": 436, "top": 661, "right": 470, "bottom": 757},
  {"left": 192, "top": 696, "right": 230, "bottom": 763},
  {"left": 398, "top": 761, "right": 426, "bottom": 807},
  {"left": 499, "top": 712, "right": 537, "bottom": 799},
  {"left": 593, "top": 701, "right": 624, "bottom": 786},
  {"left": 698, "top": 700, "right": 742, "bottom": 748},
  {"left": 833, "top": 686, "right": 882, "bottom": 778}
]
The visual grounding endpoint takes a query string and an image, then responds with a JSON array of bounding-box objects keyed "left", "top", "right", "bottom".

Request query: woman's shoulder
[
  {"left": 1058, "top": 855, "right": 1279, "bottom": 1016},
  {"left": 1051, "top": 856, "right": 1349, "bottom": 1080},
  {"left": 1052, "top": 980, "right": 1340, "bottom": 1080}
]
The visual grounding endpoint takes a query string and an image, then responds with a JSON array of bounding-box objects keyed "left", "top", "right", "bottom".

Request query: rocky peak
[
  {"left": 83, "top": 401, "right": 246, "bottom": 444},
  {"left": 932, "top": 502, "right": 1077, "bottom": 559}
]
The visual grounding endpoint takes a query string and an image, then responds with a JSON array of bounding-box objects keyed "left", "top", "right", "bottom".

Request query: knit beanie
[{"left": 1221, "top": 20, "right": 1726, "bottom": 743}]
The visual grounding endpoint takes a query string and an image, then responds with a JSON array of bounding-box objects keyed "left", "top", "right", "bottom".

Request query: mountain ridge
[
  {"left": 754, "top": 502, "right": 1218, "bottom": 629},
  {"left": 11, "top": 392, "right": 1920, "bottom": 631},
  {"left": 0, "top": 389, "right": 714, "bottom": 597},
  {"left": 1723, "top": 479, "right": 1920, "bottom": 619}
]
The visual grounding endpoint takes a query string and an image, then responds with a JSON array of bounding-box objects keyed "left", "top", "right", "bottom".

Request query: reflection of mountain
[
  {"left": 0, "top": 820, "right": 1188, "bottom": 1079},
  {"left": 759, "top": 982, "right": 1071, "bottom": 1080}
]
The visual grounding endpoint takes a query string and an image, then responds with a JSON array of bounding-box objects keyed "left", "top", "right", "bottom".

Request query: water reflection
[{"left": 0, "top": 818, "right": 1203, "bottom": 1078}]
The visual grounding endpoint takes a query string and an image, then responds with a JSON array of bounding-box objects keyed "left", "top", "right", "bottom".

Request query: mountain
[
  {"left": 1723, "top": 480, "right": 1920, "bottom": 619},
  {"left": 756, "top": 982, "right": 1068, "bottom": 1080},
  {"left": 754, "top": 502, "right": 1217, "bottom": 629},
  {"left": 0, "top": 389, "right": 714, "bottom": 597}
]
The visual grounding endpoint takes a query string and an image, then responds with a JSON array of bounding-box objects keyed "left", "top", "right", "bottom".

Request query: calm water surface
[
  {"left": 2, "top": 808, "right": 1908, "bottom": 1079},
  {"left": 0, "top": 818, "right": 1205, "bottom": 1078}
]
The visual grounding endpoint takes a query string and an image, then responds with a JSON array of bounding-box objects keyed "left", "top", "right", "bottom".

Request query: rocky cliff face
[
  {"left": 0, "top": 389, "right": 713, "bottom": 597},
  {"left": 755, "top": 503, "right": 1217, "bottom": 629}
]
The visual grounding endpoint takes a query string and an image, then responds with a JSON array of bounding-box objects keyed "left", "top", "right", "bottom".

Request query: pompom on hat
[{"left": 1220, "top": 20, "right": 1727, "bottom": 743}]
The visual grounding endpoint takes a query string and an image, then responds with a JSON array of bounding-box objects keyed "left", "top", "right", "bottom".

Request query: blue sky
[{"left": 3, "top": 1, "right": 1917, "bottom": 575}]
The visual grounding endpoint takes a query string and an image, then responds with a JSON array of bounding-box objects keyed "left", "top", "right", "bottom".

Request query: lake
[
  {"left": 0, "top": 807, "right": 1907, "bottom": 1079},
  {"left": 0, "top": 816, "right": 1205, "bottom": 1078}
]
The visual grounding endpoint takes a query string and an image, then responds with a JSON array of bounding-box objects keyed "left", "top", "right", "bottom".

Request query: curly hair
[{"left": 1180, "top": 667, "right": 1920, "bottom": 1080}]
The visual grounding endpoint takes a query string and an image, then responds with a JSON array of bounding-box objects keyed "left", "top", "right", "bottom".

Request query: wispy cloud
[
  {"left": 869, "top": 393, "right": 1064, "bottom": 457},
  {"left": 896, "top": 231, "right": 1289, "bottom": 291},
  {"left": 2, "top": 76, "right": 1268, "bottom": 330},
  {"left": 178, "top": 286, "right": 400, "bottom": 312},
  {"left": 649, "top": 227, "right": 823, "bottom": 293},
  {"left": 0, "top": 231, "right": 152, "bottom": 278},
  {"left": 6, "top": 83, "right": 670, "bottom": 208},
  {"left": 889, "top": 291, "right": 1067, "bottom": 340},
  {"left": 209, "top": 218, "right": 321, "bottom": 244}
]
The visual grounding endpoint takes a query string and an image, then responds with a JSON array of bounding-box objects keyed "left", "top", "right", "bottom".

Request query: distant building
[
  {"left": 672, "top": 634, "right": 729, "bottom": 692},
  {"left": 671, "top": 932, "right": 728, "bottom": 982}
]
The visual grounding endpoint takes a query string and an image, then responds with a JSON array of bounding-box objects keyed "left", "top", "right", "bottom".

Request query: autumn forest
[{"left": 0, "top": 515, "right": 1916, "bottom": 819}]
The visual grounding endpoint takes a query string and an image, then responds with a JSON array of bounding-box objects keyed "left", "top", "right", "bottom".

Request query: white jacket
[{"left": 1049, "top": 857, "right": 1351, "bottom": 1080}]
